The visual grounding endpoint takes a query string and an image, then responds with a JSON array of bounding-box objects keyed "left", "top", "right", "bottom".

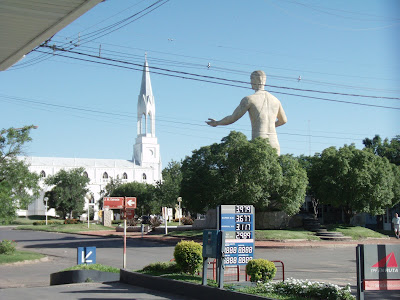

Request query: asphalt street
[{"left": 1, "top": 227, "right": 400, "bottom": 299}]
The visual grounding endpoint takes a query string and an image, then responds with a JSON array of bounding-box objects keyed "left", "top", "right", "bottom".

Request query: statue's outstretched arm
[
  {"left": 206, "top": 98, "right": 249, "bottom": 127},
  {"left": 275, "top": 102, "right": 287, "bottom": 127}
]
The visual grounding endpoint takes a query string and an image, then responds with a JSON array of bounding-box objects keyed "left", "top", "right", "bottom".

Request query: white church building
[{"left": 18, "top": 59, "right": 162, "bottom": 219}]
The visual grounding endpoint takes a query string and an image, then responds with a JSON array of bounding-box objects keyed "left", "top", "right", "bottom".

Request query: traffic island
[
  {"left": 50, "top": 269, "right": 119, "bottom": 285},
  {"left": 120, "top": 269, "right": 272, "bottom": 300}
]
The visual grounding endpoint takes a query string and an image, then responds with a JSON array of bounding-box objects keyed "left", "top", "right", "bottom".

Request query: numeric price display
[{"left": 219, "top": 205, "right": 255, "bottom": 266}]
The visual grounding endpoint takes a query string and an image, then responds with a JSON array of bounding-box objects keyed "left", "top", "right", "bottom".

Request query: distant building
[{"left": 17, "top": 59, "right": 162, "bottom": 219}]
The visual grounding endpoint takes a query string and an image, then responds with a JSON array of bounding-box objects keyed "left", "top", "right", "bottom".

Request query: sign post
[
  {"left": 103, "top": 197, "right": 137, "bottom": 269},
  {"left": 214, "top": 205, "right": 255, "bottom": 288}
]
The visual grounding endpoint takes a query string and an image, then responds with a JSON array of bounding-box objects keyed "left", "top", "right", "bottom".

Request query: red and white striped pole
[{"left": 123, "top": 197, "right": 127, "bottom": 269}]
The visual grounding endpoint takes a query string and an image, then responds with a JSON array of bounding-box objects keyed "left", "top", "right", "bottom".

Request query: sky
[{"left": 1, "top": 0, "right": 399, "bottom": 167}]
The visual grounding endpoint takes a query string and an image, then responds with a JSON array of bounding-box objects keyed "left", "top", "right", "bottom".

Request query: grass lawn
[
  {"left": 0, "top": 250, "right": 45, "bottom": 264},
  {"left": 327, "top": 225, "right": 388, "bottom": 240},
  {"left": 62, "top": 263, "right": 119, "bottom": 273},
  {"left": 167, "top": 230, "right": 203, "bottom": 238},
  {"left": 255, "top": 229, "right": 320, "bottom": 241},
  {"left": 168, "top": 229, "right": 319, "bottom": 241},
  {"left": 16, "top": 223, "right": 115, "bottom": 233},
  {"left": 3, "top": 216, "right": 63, "bottom": 226}
]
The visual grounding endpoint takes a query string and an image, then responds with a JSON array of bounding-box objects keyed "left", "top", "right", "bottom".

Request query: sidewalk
[{"left": 77, "top": 229, "right": 400, "bottom": 248}]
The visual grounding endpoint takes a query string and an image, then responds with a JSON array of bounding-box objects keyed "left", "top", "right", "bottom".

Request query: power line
[
  {"left": 0, "top": 93, "right": 379, "bottom": 142},
  {"left": 37, "top": 46, "right": 400, "bottom": 105},
  {"left": 70, "top": 0, "right": 170, "bottom": 46}
]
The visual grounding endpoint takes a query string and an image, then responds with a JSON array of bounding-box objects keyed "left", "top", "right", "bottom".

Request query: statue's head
[{"left": 250, "top": 70, "right": 266, "bottom": 91}]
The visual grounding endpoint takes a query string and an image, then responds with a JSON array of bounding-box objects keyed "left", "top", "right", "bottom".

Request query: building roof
[
  {"left": 0, "top": 0, "right": 102, "bottom": 71},
  {"left": 20, "top": 156, "right": 138, "bottom": 169}
]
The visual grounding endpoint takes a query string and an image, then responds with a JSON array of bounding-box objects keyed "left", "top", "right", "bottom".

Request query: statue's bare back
[{"left": 206, "top": 70, "right": 287, "bottom": 155}]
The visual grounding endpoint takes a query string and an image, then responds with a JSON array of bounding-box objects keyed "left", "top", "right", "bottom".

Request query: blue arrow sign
[{"left": 77, "top": 247, "right": 96, "bottom": 265}]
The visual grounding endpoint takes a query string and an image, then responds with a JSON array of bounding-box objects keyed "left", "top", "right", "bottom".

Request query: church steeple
[
  {"left": 137, "top": 56, "right": 156, "bottom": 137},
  {"left": 133, "top": 57, "right": 161, "bottom": 176}
]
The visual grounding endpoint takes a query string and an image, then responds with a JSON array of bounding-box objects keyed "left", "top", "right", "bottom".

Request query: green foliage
[
  {"left": 181, "top": 131, "right": 308, "bottom": 215},
  {"left": 141, "top": 261, "right": 180, "bottom": 274},
  {"left": 154, "top": 160, "right": 182, "bottom": 208},
  {"left": 309, "top": 144, "right": 400, "bottom": 222},
  {"left": 247, "top": 279, "right": 355, "bottom": 300},
  {"left": 32, "top": 220, "right": 58, "bottom": 225},
  {"left": 173, "top": 240, "right": 203, "bottom": 274},
  {"left": 0, "top": 240, "right": 16, "bottom": 254},
  {"left": 246, "top": 259, "right": 277, "bottom": 282},
  {"left": 181, "top": 216, "right": 194, "bottom": 225},
  {"left": 0, "top": 125, "right": 40, "bottom": 224},
  {"left": 0, "top": 250, "right": 45, "bottom": 264},
  {"left": 112, "top": 181, "right": 156, "bottom": 214},
  {"left": 63, "top": 219, "right": 80, "bottom": 224},
  {"left": 363, "top": 135, "right": 400, "bottom": 166},
  {"left": 63, "top": 263, "right": 119, "bottom": 273},
  {"left": 44, "top": 167, "right": 90, "bottom": 219},
  {"left": 99, "top": 177, "right": 123, "bottom": 207}
]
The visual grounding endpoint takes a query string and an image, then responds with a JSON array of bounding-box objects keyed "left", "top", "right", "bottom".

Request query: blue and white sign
[
  {"left": 218, "top": 205, "right": 255, "bottom": 266},
  {"left": 77, "top": 247, "right": 96, "bottom": 265}
]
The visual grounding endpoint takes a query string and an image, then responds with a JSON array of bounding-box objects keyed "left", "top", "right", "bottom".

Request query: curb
[
  {"left": 120, "top": 269, "right": 273, "bottom": 300},
  {"left": 50, "top": 269, "right": 119, "bottom": 285}
]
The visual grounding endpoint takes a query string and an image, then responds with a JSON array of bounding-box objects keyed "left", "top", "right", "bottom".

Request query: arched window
[
  {"left": 83, "top": 171, "right": 89, "bottom": 178},
  {"left": 123, "top": 172, "right": 128, "bottom": 180},
  {"left": 103, "top": 172, "right": 109, "bottom": 179},
  {"left": 40, "top": 170, "right": 46, "bottom": 178},
  {"left": 142, "top": 173, "right": 147, "bottom": 181}
]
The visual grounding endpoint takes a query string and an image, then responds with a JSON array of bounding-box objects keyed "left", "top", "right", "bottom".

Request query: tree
[
  {"left": 154, "top": 160, "right": 182, "bottom": 208},
  {"left": 298, "top": 155, "right": 320, "bottom": 219},
  {"left": 310, "top": 145, "right": 400, "bottom": 223},
  {"left": 99, "top": 176, "right": 123, "bottom": 207},
  {"left": 0, "top": 125, "right": 40, "bottom": 224},
  {"left": 111, "top": 182, "right": 156, "bottom": 215},
  {"left": 363, "top": 135, "right": 400, "bottom": 166},
  {"left": 180, "top": 131, "right": 308, "bottom": 215},
  {"left": 44, "top": 167, "right": 90, "bottom": 219}
]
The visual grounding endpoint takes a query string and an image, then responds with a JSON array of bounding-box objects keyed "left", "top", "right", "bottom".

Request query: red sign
[
  {"left": 372, "top": 252, "right": 398, "bottom": 268},
  {"left": 364, "top": 280, "right": 400, "bottom": 290},
  {"left": 125, "top": 197, "right": 137, "bottom": 208},
  {"left": 103, "top": 197, "right": 124, "bottom": 209},
  {"left": 126, "top": 209, "right": 135, "bottom": 220}
]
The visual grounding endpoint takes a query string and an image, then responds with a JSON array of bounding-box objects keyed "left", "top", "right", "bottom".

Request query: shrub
[
  {"left": 256, "top": 278, "right": 355, "bottom": 300},
  {"left": 181, "top": 217, "right": 194, "bottom": 225},
  {"left": 173, "top": 241, "right": 203, "bottom": 274},
  {"left": 64, "top": 219, "right": 80, "bottom": 224},
  {"left": 150, "top": 217, "right": 162, "bottom": 229},
  {"left": 246, "top": 259, "right": 277, "bottom": 282},
  {"left": 0, "top": 240, "right": 17, "bottom": 254},
  {"left": 32, "top": 220, "right": 58, "bottom": 225},
  {"left": 141, "top": 261, "right": 180, "bottom": 274}
]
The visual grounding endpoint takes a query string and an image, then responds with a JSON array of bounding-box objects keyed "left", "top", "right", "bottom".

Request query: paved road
[
  {"left": 1, "top": 227, "right": 400, "bottom": 299},
  {"left": 0, "top": 228, "right": 175, "bottom": 288},
  {"left": 0, "top": 282, "right": 193, "bottom": 300}
]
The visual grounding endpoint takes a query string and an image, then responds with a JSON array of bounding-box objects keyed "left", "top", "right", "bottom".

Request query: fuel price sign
[{"left": 218, "top": 205, "right": 255, "bottom": 266}]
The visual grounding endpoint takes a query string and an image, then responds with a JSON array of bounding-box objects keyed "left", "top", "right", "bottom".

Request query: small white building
[{"left": 17, "top": 59, "right": 162, "bottom": 219}]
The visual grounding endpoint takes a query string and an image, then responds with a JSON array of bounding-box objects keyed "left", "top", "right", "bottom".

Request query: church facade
[{"left": 18, "top": 59, "right": 162, "bottom": 219}]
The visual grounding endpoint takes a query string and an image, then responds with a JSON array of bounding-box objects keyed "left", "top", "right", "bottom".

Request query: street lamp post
[
  {"left": 177, "top": 197, "right": 182, "bottom": 226},
  {"left": 44, "top": 197, "right": 48, "bottom": 225}
]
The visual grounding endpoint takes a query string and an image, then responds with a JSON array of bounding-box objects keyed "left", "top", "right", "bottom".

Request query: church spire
[
  {"left": 137, "top": 56, "right": 155, "bottom": 137},
  {"left": 133, "top": 56, "right": 161, "bottom": 174},
  {"left": 139, "top": 55, "right": 153, "bottom": 101}
]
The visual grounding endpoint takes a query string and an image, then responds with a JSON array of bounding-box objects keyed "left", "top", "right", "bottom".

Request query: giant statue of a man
[{"left": 206, "top": 70, "right": 287, "bottom": 155}]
